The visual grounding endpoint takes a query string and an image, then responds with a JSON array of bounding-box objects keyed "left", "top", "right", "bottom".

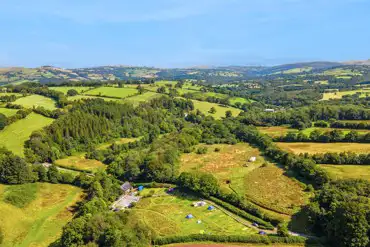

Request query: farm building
[
  {"left": 264, "top": 109, "right": 275, "bottom": 113},
  {"left": 120, "top": 182, "right": 133, "bottom": 193}
]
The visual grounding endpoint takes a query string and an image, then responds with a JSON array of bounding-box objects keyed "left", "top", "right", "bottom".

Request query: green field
[
  {"left": 0, "top": 113, "right": 54, "bottom": 156},
  {"left": 132, "top": 189, "right": 256, "bottom": 237},
  {"left": 97, "top": 137, "right": 140, "bottom": 150},
  {"left": 67, "top": 95, "right": 122, "bottom": 102},
  {"left": 180, "top": 144, "right": 308, "bottom": 215},
  {"left": 321, "top": 165, "right": 370, "bottom": 181},
  {"left": 0, "top": 93, "right": 24, "bottom": 97},
  {"left": 48, "top": 86, "right": 93, "bottom": 94},
  {"left": 13, "top": 95, "right": 57, "bottom": 110},
  {"left": 85, "top": 87, "right": 138, "bottom": 98},
  {"left": 0, "top": 183, "right": 82, "bottom": 247},
  {"left": 300, "top": 127, "right": 370, "bottom": 136},
  {"left": 282, "top": 67, "right": 313, "bottom": 74},
  {"left": 276, "top": 142, "right": 370, "bottom": 154},
  {"left": 228, "top": 97, "right": 253, "bottom": 106},
  {"left": 257, "top": 126, "right": 294, "bottom": 137},
  {"left": 55, "top": 153, "right": 105, "bottom": 172},
  {"left": 322, "top": 89, "right": 370, "bottom": 100},
  {"left": 0, "top": 107, "right": 19, "bottom": 117},
  {"left": 124, "top": 91, "right": 162, "bottom": 105},
  {"left": 191, "top": 100, "right": 241, "bottom": 119}
]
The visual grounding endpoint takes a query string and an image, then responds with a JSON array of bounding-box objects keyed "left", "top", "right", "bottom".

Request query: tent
[
  {"left": 186, "top": 214, "right": 194, "bottom": 219},
  {"left": 207, "top": 205, "right": 215, "bottom": 210},
  {"left": 138, "top": 185, "right": 144, "bottom": 191}
]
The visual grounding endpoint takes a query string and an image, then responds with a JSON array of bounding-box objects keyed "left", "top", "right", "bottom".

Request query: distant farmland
[{"left": 276, "top": 142, "right": 370, "bottom": 154}]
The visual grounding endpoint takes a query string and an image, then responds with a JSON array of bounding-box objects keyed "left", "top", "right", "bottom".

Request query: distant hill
[{"left": 0, "top": 61, "right": 368, "bottom": 85}]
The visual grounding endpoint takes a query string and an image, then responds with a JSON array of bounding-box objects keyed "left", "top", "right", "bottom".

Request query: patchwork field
[
  {"left": 321, "top": 165, "right": 370, "bottom": 181},
  {"left": 55, "top": 153, "right": 105, "bottom": 172},
  {"left": 0, "top": 113, "right": 54, "bottom": 156},
  {"left": 191, "top": 100, "right": 241, "bottom": 119},
  {"left": 13, "top": 95, "right": 57, "bottom": 110},
  {"left": 180, "top": 144, "right": 308, "bottom": 215},
  {"left": 85, "top": 86, "right": 138, "bottom": 98},
  {"left": 0, "top": 183, "right": 82, "bottom": 247},
  {"left": 132, "top": 189, "right": 256, "bottom": 237},
  {"left": 49, "top": 86, "right": 92, "bottom": 94},
  {"left": 276, "top": 142, "right": 370, "bottom": 154},
  {"left": 0, "top": 107, "right": 19, "bottom": 117}
]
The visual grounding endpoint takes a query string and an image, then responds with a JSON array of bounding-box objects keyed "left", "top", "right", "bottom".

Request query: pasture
[
  {"left": 228, "top": 97, "right": 253, "bottom": 106},
  {"left": 322, "top": 88, "right": 370, "bottom": 100},
  {"left": 124, "top": 91, "right": 162, "bottom": 105},
  {"left": 276, "top": 142, "right": 370, "bottom": 154},
  {"left": 0, "top": 107, "right": 19, "bottom": 117},
  {"left": 257, "top": 126, "right": 294, "bottom": 138},
  {"left": 55, "top": 153, "right": 105, "bottom": 172},
  {"left": 132, "top": 189, "right": 255, "bottom": 237},
  {"left": 85, "top": 86, "right": 138, "bottom": 98},
  {"left": 67, "top": 95, "right": 122, "bottom": 102},
  {"left": 300, "top": 127, "right": 370, "bottom": 135},
  {"left": 180, "top": 144, "right": 307, "bottom": 215},
  {"left": 13, "top": 95, "right": 57, "bottom": 110},
  {"left": 321, "top": 165, "right": 370, "bottom": 181},
  {"left": 191, "top": 100, "right": 241, "bottom": 119},
  {"left": 0, "top": 113, "right": 54, "bottom": 156},
  {"left": 0, "top": 183, "right": 82, "bottom": 247},
  {"left": 49, "top": 86, "right": 92, "bottom": 94}
]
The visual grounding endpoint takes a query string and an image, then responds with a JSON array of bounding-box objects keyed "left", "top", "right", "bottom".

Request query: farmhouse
[{"left": 120, "top": 182, "right": 133, "bottom": 193}]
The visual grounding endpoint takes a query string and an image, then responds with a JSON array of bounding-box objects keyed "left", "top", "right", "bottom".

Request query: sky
[{"left": 0, "top": 0, "right": 369, "bottom": 68}]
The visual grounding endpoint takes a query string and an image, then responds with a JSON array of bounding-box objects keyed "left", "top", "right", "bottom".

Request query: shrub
[
  {"left": 214, "top": 147, "right": 221, "bottom": 152},
  {"left": 196, "top": 146, "right": 208, "bottom": 154}
]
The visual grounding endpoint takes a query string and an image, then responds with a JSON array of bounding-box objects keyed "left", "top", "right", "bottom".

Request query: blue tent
[
  {"left": 207, "top": 205, "right": 215, "bottom": 210},
  {"left": 138, "top": 185, "right": 144, "bottom": 191},
  {"left": 186, "top": 214, "right": 194, "bottom": 219}
]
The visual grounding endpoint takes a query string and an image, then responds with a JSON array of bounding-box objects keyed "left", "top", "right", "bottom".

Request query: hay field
[
  {"left": 0, "top": 113, "right": 54, "bottom": 156},
  {"left": 13, "top": 95, "right": 57, "bottom": 110},
  {"left": 0, "top": 183, "right": 82, "bottom": 247},
  {"left": 276, "top": 142, "right": 370, "bottom": 154},
  {"left": 321, "top": 165, "right": 370, "bottom": 181},
  {"left": 55, "top": 153, "right": 105, "bottom": 172},
  {"left": 49, "top": 86, "right": 92, "bottom": 94},
  {"left": 85, "top": 86, "right": 138, "bottom": 98}
]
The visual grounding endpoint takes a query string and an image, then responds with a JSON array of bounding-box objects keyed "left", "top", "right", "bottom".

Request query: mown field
[
  {"left": 322, "top": 88, "right": 370, "bottom": 100},
  {"left": 276, "top": 142, "right": 370, "bottom": 154},
  {"left": 0, "top": 107, "right": 19, "bottom": 117},
  {"left": 0, "top": 183, "right": 82, "bottom": 247},
  {"left": 55, "top": 153, "right": 105, "bottom": 172},
  {"left": 180, "top": 144, "right": 308, "bottom": 215},
  {"left": 49, "top": 86, "right": 92, "bottom": 94},
  {"left": 0, "top": 113, "right": 54, "bottom": 156},
  {"left": 191, "top": 100, "right": 241, "bottom": 119},
  {"left": 85, "top": 86, "right": 138, "bottom": 98},
  {"left": 321, "top": 165, "right": 370, "bottom": 181},
  {"left": 13, "top": 95, "right": 57, "bottom": 110},
  {"left": 132, "top": 189, "right": 256, "bottom": 237}
]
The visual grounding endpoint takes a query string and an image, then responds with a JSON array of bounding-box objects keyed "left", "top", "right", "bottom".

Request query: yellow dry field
[{"left": 276, "top": 142, "right": 370, "bottom": 154}]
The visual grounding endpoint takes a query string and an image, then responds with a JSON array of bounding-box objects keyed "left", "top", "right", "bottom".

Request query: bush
[
  {"left": 214, "top": 147, "right": 221, "bottom": 152},
  {"left": 196, "top": 146, "right": 208, "bottom": 154},
  {"left": 3, "top": 183, "right": 38, "bottom": 208}
]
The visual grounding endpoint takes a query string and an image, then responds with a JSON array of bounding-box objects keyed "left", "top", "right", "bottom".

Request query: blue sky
[{"left": 0, "top": 0, "right": 369, "bottom": 68}]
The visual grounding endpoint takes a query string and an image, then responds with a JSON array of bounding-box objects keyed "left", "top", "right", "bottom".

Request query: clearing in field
[
  {"left": 180, "top": 143, "right": 307, "bottom": 215},
  {"left": 191, "top": 99, "right": 241, "bottom": 119},
  {"left": 49, "top": 86, "right": 93, "bottom": 94},
  {"left": 0, "top": 183, "right": 82, "bottom": 247},
  {"left": 13, "top": 94, "right": 57, "bottom": 110},
  {"left": 0, "top": 107, "right": 19, "bottom": 117},
  {"left": 321, "top": 165, "right": 370, "bottom": 181},
  {"left": 276, "top": 142, "right": 370, "bottom": 154},
  {"left": 55, "top": 153, "right": 105, "bottom": 172},
  {"left": 85, "top": 86, "right": 138, "bottom": 98},
  {"left": 131, "top": 188, "right": 256, "bottom": 237},
  {"left": 0, "top": 113, "right": 54, "bottom": 156}
]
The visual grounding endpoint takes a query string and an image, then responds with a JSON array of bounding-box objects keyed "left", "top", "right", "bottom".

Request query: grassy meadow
[
  {"left": 180, "top": 144, "right": 308, "bottom": 215},
  {"left": 257, "top": 126, "right": 294, "bottom": 138},
  {"left": 96, "top": 137, "right": 140, "bottom": 150},
  {"left": 85, "top": 86, "right": 138, "bottom": 98},
  {"left": 132, "top": 189, "right": 256, "bottom": 237},
  {"left": 276, "top": 142, "right": 370, "bottom": 154},
  {"left": 55, "top": 154, "right": 105, "bottom": 172},
  {"left": 191, "top": 100, "right": 241, "bottom": 119},
  {"left": 322, "top": 88, "right": 370, "bottom": 100},
  {"left": 0, "top": 113, "right": 54, "bottom": 156},
  {"left": 0, "top": 107, "right": 19, "bottom": 117},
  {"left": 0, "top": 183, "right": 82, "bottom": 247},
  {"left": 49, "top": 86, "right": 93, "bottom": 94},
  {"left": 13, "top": 95, "right": 57, "bottom": 110},
  {"left": 321, "top": 165, "right": 370, "bottom": 181},
  {"left": 67, "top": 94, "right": 122, "bottom": 102},
  {"left": 124, "top": 91, "right": 161, "bottom": 105}
]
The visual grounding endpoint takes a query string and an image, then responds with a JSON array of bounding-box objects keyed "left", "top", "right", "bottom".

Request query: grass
[
  {"left": 191, "top": 100, "right": 242, "bottom": 119},
  {"left": 228, "top": 97, "right": 253, "bottom": 106},
  {"left": 257, "top": 126, "right": 294, "bottom": 138},
  {"left": 13, "top": 95, "right": 57, "bottom": 110},
  {"left": 3, "top": 183, "right": 38, "bottom": 208},
  {"left": 96, "top": 137, "right": 140, "bottom": 150},
  {"left": 321, "top": 165, "right": 370, "bottom": 181},
  {"left": 0, "top": 113, "right": 54, "bottom": 156},
  {"left": 282, "top": 67, "right": 312, "bottom": 74},
  {"left": 276, "top": 142, "right": 370, "bottom": 154},
  {"left": 132, "top": 189, "right": 256, "bottom": 237},
  {"left": 85, "top": 86, "right": 138, "bottom": 98},
  {"left": 48, "top": 86, "right": 92, "bottom": 94},
  {"left": 124, "top": 91, "right": 162, "bottom": 105},
  {"left": 300, "top": 127, "right": 370, "bottom": 135},
  {"left": 322, "top": 89, "right": 370, "bottom": 100},
  {"left": 0, "top": 107, "right": 19, "bottom": 117},
  {"left": 0, "top": 183, "right": 82, "bottom": 247},
  {"left": 55, "top": 153, "right": 105, "bottom": 172},
  {"left": 180, "top": 144, "right": 307, "bottom": 215},
  {"left": 67, "top": 95, "right": 122, "bottom": 102}
]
